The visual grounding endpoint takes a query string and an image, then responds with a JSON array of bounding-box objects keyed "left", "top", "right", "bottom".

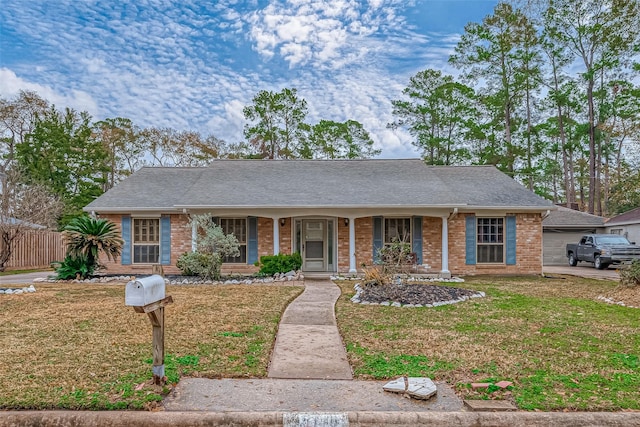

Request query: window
[
  {"left": 384, "top": 218, "right": 411, "bottom": 245},
  {"left": 133, "top": 218, "right": 159, "bottom": 263},
  {"left": 219, "top": 218, "right": 247, "bottom": 263},
  {"left": 477, "top": 217, "right": 504, "bottom": 263},
  {"left": 610, "top": 229, "right": 622, "bottom": 235}
]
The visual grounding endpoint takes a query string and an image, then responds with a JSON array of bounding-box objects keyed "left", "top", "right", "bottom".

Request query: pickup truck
[{"left": 566, "top": 234, "right": 640, "bottom": 269}]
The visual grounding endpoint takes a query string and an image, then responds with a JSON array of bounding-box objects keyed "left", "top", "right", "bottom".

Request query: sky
[{"left": 0, "top": 0, "right": 499, "bottom": 158}]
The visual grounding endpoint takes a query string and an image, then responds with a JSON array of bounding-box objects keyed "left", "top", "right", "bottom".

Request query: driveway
[
  {"left": 543, "top": 265, "right": 619, "bottom": 281},
  {"left": 0, "top": 271, "right": 54, "bottom": 285}
]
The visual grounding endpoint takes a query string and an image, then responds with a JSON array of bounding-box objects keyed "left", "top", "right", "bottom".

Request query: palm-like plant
[{"left": 62, "top": 216, "right": 123, "bottom": 271}]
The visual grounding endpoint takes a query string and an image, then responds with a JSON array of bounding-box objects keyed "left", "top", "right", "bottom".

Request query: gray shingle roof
[
  {"left": 542, "top": 205, "right": 606, "bottom": 228},
  {"left": 606, "top": 206, "right": 640, "bottom": 226},
  {"left": 85, "top": 159, "right": 554, "bottom": 212}
]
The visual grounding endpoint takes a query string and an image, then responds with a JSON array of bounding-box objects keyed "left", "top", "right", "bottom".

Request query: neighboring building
[
  {"left": 606, "top": 206, "right": 640, "bottom": 245},
  {"left": 84, "top": 159, "right": 554, "bottom": 277},
  {"left": 542, "top": 206, "right": 607, "bottom": 265}
]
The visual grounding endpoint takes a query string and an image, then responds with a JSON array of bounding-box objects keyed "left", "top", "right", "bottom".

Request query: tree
[
  {"left": 92, "top": 118, "right": 142, "bottom": 191},
  {"left": 0, "top": 91, "right": 48, "bottom": 167},
  {"left": 388, "top": 69, "right": 477, "bottom": 165},
  {"left": 61, "top": 215, "right": 123, "bottom": 273},
  {"left": 301, "top": 119, "right": 380, "bottom": 159},
  {"left": 16, "top": 106, "right": 109, "bottom": 225},
  {"left": 137, "top": 127, "right": 223, "bottom": 167},
  {"left": 544, "top": 0, "right": 640, "bottom": 214},
  {"left": 0, "top": 168, "right": 62, "bottom": 271},
  {"left": 243, "top": 88, "right": 308, "bottom": 159},
  {"left": 450, "top": 3, "right": 537, "bottom": 176}
]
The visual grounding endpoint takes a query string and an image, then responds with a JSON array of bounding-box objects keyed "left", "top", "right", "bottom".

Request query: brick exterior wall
[
  {"left": 423, "top": 217, "right": 442, "bottom": 272},
  {"left": 97, "top": 212, "right": 542, "bottom": 276},
  {"left": 448, "top": 213, "right": 542, "bottom": 275},
  {"left": 97, "top": 213, "right": 190, "bottom": 275}
]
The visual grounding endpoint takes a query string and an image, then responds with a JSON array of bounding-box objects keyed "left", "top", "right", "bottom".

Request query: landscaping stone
[
  {"left": 382, "top": 377, "right": 438, "bottom": 400},
  {"left": 495, "top": 381, "right": 513, "bottom": 389},
  {"left": 352, "top": 280, "right": 484, "bottom": 308},
  {"left": 0, "top": 285, "right": 37, "bottom": 296}
]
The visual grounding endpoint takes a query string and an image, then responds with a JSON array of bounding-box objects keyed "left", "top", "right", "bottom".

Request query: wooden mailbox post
[{"left": 125, "top": 275, "right": 173, "bottom": 385}]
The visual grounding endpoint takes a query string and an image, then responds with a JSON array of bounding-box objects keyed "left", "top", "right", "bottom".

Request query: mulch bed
[{"left": 358, "top": 282, "right": 482, "bottom": 306}]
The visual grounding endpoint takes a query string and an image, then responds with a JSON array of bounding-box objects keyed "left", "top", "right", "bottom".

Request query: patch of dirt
[{"left": 358, "top": 282, "right": 482, "bottom": 305}]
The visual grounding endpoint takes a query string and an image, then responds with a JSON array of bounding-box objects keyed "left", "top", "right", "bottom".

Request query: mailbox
[{"left": 125, "top": 275, "right": 166, "bottom": 307}]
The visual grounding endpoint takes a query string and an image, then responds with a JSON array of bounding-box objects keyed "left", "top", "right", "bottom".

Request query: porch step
[{"left": 302, "top": 272, "right": 336, "bottom": 280}]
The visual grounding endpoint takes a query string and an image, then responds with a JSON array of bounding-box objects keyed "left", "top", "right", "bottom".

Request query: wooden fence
[{"left": 2, "top": 230, "right": 65, "bottom": 270}]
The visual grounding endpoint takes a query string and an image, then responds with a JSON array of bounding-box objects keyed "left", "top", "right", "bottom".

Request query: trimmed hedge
[{"left": 257, "top": 253, "right": 302, "bottom": 276}]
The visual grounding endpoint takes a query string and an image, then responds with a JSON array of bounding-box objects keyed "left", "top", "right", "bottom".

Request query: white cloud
[{"left": 0, "top": 68, "right": 100, "bottom": 116}]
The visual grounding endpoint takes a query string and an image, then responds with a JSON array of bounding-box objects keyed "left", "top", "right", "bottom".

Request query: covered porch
[{"left": 188, "top": 206, "right": 458, "bottom": 278}]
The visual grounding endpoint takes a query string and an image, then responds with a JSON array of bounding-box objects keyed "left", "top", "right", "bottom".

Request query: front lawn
[
  {"left": 0, "top": 282, "right": 302, "bottom": 410},
  {"left": 336, "top": 275, "right": 640, "bottom": 411}
]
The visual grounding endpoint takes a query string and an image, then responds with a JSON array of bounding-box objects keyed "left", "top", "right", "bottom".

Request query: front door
[{"left": 303, "top": 220, "right": 326, "bottom": 271}]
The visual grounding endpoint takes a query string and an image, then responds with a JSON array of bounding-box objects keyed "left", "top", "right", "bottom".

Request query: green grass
[
  {"left": 336, "top": 275, "right": 640, "bottom": 411},
  {"left": 0, "top": 282, "right": 302, "bottom": 410}
]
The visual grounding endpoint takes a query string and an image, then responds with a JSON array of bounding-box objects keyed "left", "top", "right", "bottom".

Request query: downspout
[{"left": 448, "top": 208, "right": 459, "bottom": 220}]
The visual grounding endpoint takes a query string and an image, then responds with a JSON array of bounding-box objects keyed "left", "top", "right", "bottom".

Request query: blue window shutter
[
  {"left": 121, "top": 216, "right": 131, "bottom": 265},
  {"left": 247, "top": 216, "right": 258, "bottom": 264},
  {"left": 373, "top": 216, "right": 383, "bottom": 262},
  {"left": 465, "top": 215, "right": 476, "bottom": 265},
  {"left": 412, "top": 216, "right": 423, "bottom": 264},
  {"left": 160, "top": 215, "right": 171, "bottom": 265},
  {"left": 506, "top": 215, "right": 516, "bottom": 265}
]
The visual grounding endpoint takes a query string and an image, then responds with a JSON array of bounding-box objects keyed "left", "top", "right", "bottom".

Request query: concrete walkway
[
  {"left": 0, "top": 271, "right": 53, "bottom": 285},
  {"left": 267, "top": 278, "right": 353, "bottom": 380}
]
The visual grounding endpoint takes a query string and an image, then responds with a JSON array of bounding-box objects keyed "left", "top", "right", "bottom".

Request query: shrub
[
  {"left": 176, "top": 252, "right": 221, "bottom": 280},
  {"left": 54, "top": 255, "right": 96, "bottom": 280},
  {"left": 362, "top": 265, "right": 389, "bottom": 286},
  {"left": 62, "top": 216, "right": 123, "bottom": 270},
  {"left": 180, "top": 214, "right": 241, "bottom": 280},
  {"left": 377, "top": 238, "right": 413, "bottom": 274},
  {"left": 257, "top": 253, "right": 302, "bottom": 276},
  {"left": 619, "top": 260, "right": 640, "bottom": 288}
]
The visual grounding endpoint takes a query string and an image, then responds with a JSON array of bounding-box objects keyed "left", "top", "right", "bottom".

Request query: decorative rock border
[
  {"left": 350, "top": 281, "right": 486, "bottom": 308},
  {"left": 0, "top": 285, "right": 36, "bottom": 295},
  {"left": 35, "top": 271, "right": 305, "bottom": 286},
  {"left": 332, "top": 274, "right": 466, "bottom": 283},
  {"left": 596, "top": 295, "right": 638, "bottom": 308}
]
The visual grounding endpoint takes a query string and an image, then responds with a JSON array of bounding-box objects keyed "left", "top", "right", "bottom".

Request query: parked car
[{"left": 566, "top": 234, "right": 640, "bottom": 269}]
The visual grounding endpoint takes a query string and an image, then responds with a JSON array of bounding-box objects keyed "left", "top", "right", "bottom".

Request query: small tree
[
  {"left": 59, "top": 216, "right": 123, "bottom": 279},
  {"left": 0, "top": 168, "right": 61, "bottom": 271},
  {"left": 377, "top": 236, "right": 413, "bottom": 276},
  {"left": 177, "top": 214, "right": 240, "bottom": 280}
]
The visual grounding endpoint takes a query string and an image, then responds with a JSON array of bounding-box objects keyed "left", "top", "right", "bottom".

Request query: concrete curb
[{"left": 2, "top": 411, "right": 639, "bottom": 426}]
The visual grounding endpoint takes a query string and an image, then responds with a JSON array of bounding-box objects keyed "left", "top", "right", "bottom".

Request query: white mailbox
[{"left": 125, "top": 275, "right": 166, "bottom": 307}]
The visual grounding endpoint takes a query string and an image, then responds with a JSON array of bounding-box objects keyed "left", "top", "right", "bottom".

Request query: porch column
[
  {"left": 191, "top": 221, "right": 197, "bottom": 252},
  {"left": 349, "top": 217, "right": 357, "bottom": 273},
  {"left": 441, "top": 216, "right": 451, "bottom": 278},
  {"left": 273, "top": 218, "right": 280, "bottom": 255}
]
